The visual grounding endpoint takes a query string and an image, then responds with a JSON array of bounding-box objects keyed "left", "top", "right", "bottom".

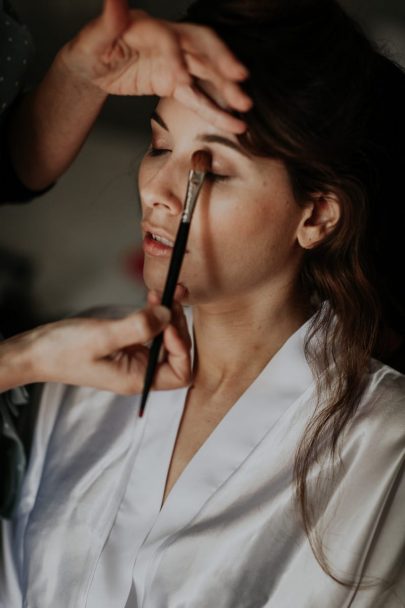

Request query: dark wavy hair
[{"left": 184, "top": 0, "right": 405, "bottom": 584}]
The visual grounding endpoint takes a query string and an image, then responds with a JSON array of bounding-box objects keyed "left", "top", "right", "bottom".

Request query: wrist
[{"left": 53, "top": 44, "right": 108, "bottom": 103}]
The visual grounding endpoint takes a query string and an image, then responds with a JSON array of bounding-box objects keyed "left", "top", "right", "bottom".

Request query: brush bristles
[{"left": 191, "top": 150, "right": 212, "bottom": 174}]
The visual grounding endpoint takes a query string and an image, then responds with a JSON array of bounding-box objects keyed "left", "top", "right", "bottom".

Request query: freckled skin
[{"left": 138, "top": 97, "right": 308, "bottom": 306}]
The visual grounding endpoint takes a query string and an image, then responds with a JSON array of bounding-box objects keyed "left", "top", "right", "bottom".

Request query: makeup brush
[{"left": 139, "top": 150, "right": 212, "bottom": 417}]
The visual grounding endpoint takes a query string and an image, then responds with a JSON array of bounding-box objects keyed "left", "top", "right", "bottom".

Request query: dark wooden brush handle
[{"left": 139, "top": 221, "right": 190, "bottom": 416}]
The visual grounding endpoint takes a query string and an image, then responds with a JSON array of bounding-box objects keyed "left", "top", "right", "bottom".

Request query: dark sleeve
[
  {"left": 0, "top": 2, "right": 54, "bottom": 204},
  {"left": 0, "top": 386, "right": 28, "bottom": 518},
  {"left": 0, "top": 383, "right": 42, "bottom": 519},
  {"left": 0, "top": 104, "right": 54, "bottom": 205}
]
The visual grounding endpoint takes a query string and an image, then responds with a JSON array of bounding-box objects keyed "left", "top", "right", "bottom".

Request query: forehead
[{"left": 153, "top": 97, "right": 231, "bottom": 139}]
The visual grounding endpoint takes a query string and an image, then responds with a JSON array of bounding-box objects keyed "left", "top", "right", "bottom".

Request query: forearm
[
  {"left": 0, "top": 334, "right": 36, "bottom": 391},
  {"left": 7, "top": 47, "right": 107, "bottom": 191}
]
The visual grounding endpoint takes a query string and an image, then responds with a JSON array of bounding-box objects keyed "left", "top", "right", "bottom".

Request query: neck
[{"left": 191, "top": 283, "right": 311, "bottom": 392}]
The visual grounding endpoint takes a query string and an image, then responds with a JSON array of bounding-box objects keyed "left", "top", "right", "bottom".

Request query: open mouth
[{"left": 148, "top": 232, "right": 174, "bottom": 248}]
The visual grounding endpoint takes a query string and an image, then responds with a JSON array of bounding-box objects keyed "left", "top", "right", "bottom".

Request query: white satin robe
[{"left": 1, "top": 315, "right": 404, "bottom": 608}]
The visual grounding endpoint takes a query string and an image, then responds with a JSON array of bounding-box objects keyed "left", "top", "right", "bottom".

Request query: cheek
[
  {"left": 194, "top": 190, "right": 286, "bottom": 246},
  {"left": 192, "top": 189, "right": 302, "bottom": 276}
]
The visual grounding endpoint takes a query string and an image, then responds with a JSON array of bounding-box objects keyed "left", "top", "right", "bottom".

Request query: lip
[
  {"left": 141, "top": 222, "right": 176, "bottom": 245},
  {"left": 142, "top": 222, "right": 177, "bottom": 258}
]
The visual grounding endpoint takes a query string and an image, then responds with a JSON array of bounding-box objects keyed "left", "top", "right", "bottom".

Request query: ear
[{"left": 297, "top": 193, "right": 341, "bottom": 249}]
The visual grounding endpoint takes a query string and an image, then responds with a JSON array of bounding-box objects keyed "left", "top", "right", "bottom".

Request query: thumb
[
  {"left": 100, "top": 0, "right": 130, "bottom": 41},
  {"left": 100, "top": 306, "right": 171, "bottom": 355}
]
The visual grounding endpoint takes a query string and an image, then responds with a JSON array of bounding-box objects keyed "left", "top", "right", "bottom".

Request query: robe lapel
[{"left": 145, "top": 318, "right": 315, "bottom": 546}]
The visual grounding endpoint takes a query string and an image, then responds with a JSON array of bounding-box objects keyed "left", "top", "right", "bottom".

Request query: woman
[{"left": 1, "top": 0, "right": 404, "bottom": 606}]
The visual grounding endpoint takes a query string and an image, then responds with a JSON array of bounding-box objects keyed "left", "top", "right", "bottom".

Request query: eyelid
[
  {"left": 147, "top": 142, "right": 234, "bottom": 177},
  {"left": 150, "top": 134, "right": 170, "bottom": 148},
  {"left": 147, "top": 149, "right": 227, "bottom": 175},
  {"left": 206, "top": 171, "right": 230, "bottom": 183},
  {"left": 147, "top": 145, "right": 170, "bottom": 157}
]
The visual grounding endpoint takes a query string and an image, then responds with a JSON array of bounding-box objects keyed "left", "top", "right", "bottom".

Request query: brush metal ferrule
[{"left": 181, "top": 170, "right": 206, "bottom": 223}]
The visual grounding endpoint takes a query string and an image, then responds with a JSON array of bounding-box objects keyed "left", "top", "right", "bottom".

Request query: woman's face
[{"left": 139, "top": 98, "right": 308, "bottom": 305}]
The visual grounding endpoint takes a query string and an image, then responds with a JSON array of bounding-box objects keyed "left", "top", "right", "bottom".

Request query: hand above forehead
[{"left": 60, "top": 0, "right": 252, "bottom": 134}]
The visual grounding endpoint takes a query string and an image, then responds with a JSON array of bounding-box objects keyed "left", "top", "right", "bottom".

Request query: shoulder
[
  {"left": 352, "top": 360, "right": 405, "bottom": 453},
  {"left": 362, "top": 360, "right": 405, "bottom": 412}
]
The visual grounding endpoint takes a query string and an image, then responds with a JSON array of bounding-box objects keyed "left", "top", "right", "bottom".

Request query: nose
[{"left": 140, "top": 156, "right": 185, "bottom": 216}]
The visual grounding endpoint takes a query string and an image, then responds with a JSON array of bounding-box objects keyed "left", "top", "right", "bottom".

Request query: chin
[
  {"left": 142, "top": 260, "right": 169, "bottom": 293},
  {"left": 143, "top": 260, "right": 210, "bottom": 305},
  {"left": 143, "top": 272, "right": 163, "bottom": 294}
]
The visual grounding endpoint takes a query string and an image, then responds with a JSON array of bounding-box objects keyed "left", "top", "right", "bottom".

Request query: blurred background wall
[{"left": 0, "top": 0, "right": 404, "bottom": 333}]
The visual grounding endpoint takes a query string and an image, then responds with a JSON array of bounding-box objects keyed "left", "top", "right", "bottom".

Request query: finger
[
  {"left": 147, "top": 290, "right": 161, "bottom": 306},
  {"left": 155, "top": 28, "right": 191, "bottom": 88},
  {"left": 155, "top": 324, "right": 191, "bottom": 388},
  {"left": 174, "top": 283, "right": 188, "bottom": 301},
  {"left": 146, "top": 294, "right": 190, "bottom": 363},
  {"left": 100, "top": 306, "right": 171, "bottom": 355},
  {"left": 185, "top": 53, "right": 252, "bottom": 112},
  {"left": 147, "top": 284, "right": 187, "bottom": 307},
  {"left": 174, "top": 83, "right": 247, "bottom": 134},
  {"left": 173, "top": 23, "right": 249, "bottom": 81},
  {"left": 78, "top": 0, "right": 131, "bottom": 57},
  {"left": 171, "top": 301, "right": 192, "bottom": 350}
]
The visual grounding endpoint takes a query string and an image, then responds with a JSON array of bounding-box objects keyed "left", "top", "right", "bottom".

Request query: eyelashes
[
  {"left": 205, "top": 172, "right": 229, "bottom": 184},
  {"left": 147, "top": 146, "right": 169, "bottom": 157},
  {"left": 146, "top": 146, "right": 230, "bottom": 183}
]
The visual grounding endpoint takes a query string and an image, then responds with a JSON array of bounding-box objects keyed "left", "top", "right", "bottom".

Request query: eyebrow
[{"left": 150, "top": 111, "right": 249, "bottom": 158}]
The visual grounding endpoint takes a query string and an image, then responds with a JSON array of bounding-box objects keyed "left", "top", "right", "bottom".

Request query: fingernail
[
  {"left": 235, "top": 65, "right": 249, "bottom": 80},
  {"left": 241, "top": 94, "right": 253, "bottom": 109},
  {"left": 175, "top": 283, "right": 187, "bottom": 299},
  {"left": 153, "top": 305, "right": 171, "bottom": 324}
]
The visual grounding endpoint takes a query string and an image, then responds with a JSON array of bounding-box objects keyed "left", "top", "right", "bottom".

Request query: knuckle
[{"left": 199, "top": 24, "right": 214, "bottom": 39}]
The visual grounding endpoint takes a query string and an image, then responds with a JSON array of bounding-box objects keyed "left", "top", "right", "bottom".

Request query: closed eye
[
  {"left": 147, "top": 146, "right": 170, "bottom": 157},
  {"left": 147, "top": 147, "right": 230, "bottom": 182},
  {"left": 206, "top": 172, "right": 230, "bottom": 183}
]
